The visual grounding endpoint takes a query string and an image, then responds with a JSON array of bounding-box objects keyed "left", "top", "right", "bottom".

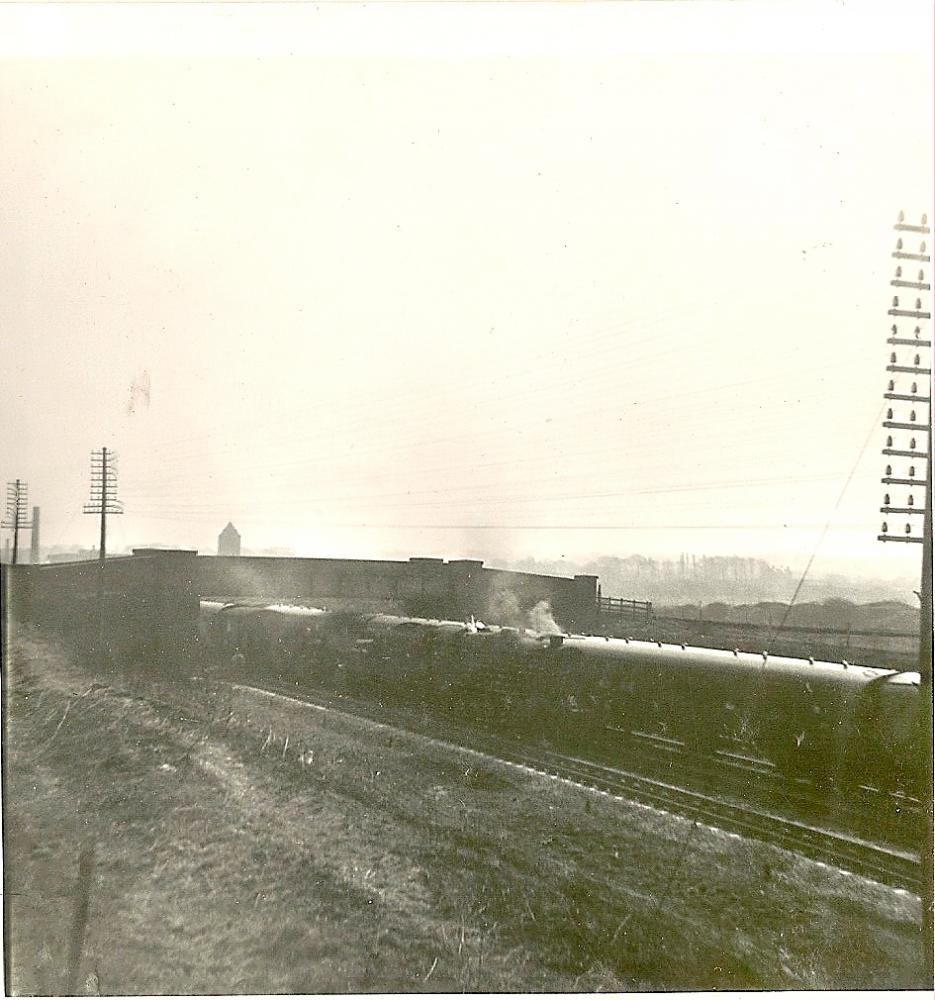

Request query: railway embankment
[{"left": 4, "top": 631, "right": 927, "bottom": 992}]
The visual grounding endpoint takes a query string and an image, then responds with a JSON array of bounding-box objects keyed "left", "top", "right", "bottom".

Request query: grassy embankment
[{"left": 4, "top": 630, "right": 925, "bottom": 993}]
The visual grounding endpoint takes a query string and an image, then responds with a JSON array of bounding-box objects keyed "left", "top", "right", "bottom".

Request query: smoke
[
  {"left": 486, "top": 590, "right": 565, "bottom": 635},
  {"left": 527, "top": 599, "right": 563, "bottom": 635},
  {"left": 488, "top": 588, "right": 523, "bottom": 627}
]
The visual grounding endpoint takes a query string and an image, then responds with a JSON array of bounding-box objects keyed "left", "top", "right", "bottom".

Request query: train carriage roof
[
  {"left": 263, "top": 603, "right": 327, "bottom": 617},
  {"left": 558, "top": 634, "right": 899, "bottom": 688},
  {"left": 198, "top": 602, "right": 913, "bottom": 690}
]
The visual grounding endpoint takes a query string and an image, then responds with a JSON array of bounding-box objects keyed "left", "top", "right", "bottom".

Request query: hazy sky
[{"left": 1, "top": 2, "right": 932, "bottom": 587}]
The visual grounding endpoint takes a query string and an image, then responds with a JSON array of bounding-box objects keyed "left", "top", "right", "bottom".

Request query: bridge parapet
[{"left": 5, "top": 549, "right": 199, "bottom": 670}]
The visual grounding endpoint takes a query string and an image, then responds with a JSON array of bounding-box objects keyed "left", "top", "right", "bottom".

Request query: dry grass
[{"left": 4, "top": 628, "right": 926, "bottom": 994}]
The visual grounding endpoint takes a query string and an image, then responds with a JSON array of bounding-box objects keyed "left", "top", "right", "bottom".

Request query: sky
[{"left": 1, "top": 1, "right": 933, "bottom": 589}]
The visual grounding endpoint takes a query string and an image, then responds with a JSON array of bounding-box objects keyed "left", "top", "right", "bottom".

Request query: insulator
[
  {"left": 915, "top": 354, "right": 921, "bottom": 365},
  {"left": 911, "top": 410, "right": 916, "bottom": 421},
  {"left": 882, "top": 521, "right": 889, "bottom": 532},
  {"left": 896, "top": 265, "right": 903, "bottom": 277},
  {"left": 884, "top": 493, "right": 890, "bottom": 505},
  {"left": 911, "top": 438, "right": 917, "bottom": 449},
  {"left": 916, "top": 326, "right": 922, "bottom": 336},
  {"left": 890, "top": 352, "right": 898, "bottom": 363},
  {"left": 922, "top": 241, "right": 927, "bottom": 253},
  {"left": 893, "top": 296, "right": 900, "bottom": 307},
  {"left": 909, "top": 466, "right": 916, "bottom": 477},
  {"left": 920, "top": 270, "right": 926, "bottom": 281},
  {"left": 886, "top": 464, "right": 892, "bottom": 476},
  {"left": 897, "top": 237, "right": 904, "bottom": 249},
  {"left": 886, "top": 408, "right": 893, "bottom": 419},
  {"left": 899, "top": 210, "right": 905, "bottom": 222},
  {"left": 886, "top": 435, "right": 893, "bottom": 447},
  {"left": 909, "top": 495, "right": 915, "bottom": 506},
  {"left": 923, "top": 214, "right": 928, "bottom": 226},
  {"left": 905, "top": 523, "right": 912, "bottom": 534},
  {"left": 912, "top": 382, "right": 918, "bottom": 393},
  {"left": 916, "top": 298, "right": 923, "bottom": 309}
]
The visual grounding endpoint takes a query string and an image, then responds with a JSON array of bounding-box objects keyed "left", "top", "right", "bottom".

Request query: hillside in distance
[
  {"left": 659, "top": 598, "right": 919, "bottom": 635},
  {"left": 504, "top": 554, "right": 920, "bottom": 609}
]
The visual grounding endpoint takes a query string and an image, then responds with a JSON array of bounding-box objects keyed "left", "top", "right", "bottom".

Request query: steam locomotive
[{"left": 199, "top": 600, "right": 923, "bottom": 797}]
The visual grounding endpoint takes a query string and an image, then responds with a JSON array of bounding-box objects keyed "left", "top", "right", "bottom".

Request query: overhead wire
[
  {"left": 121, "top": 370, "right": 871, "bottom": 501},
  {"left": 766, "top": 400, "right": 889, "bottom": 645},
  {"left": 124, "top": 280, "right": 813, "bottom": 471}
]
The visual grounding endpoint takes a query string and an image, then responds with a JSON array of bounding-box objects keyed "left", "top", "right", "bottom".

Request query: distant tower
[
  {"left": 30, "top": 506, "right": 40, "bottom": 564},
  {"left": 218, "top": 522, "right": 241, "bottom": 557}
]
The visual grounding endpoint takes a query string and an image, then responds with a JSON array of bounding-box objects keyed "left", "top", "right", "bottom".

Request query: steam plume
[{"left": 528, "top": 599, "right": 562, "bottom": 635}]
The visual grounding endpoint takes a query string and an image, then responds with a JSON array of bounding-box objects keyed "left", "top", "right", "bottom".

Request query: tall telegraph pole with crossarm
[
  {"left": 83, "top": 447, "right": 123, "bottom": 657},
  {"left": 878, "top": 210, "right": 932, "bottom": 983}
]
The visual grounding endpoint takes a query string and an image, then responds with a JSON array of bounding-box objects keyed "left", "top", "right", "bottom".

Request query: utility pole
[
  {"left": 83, "top": 448, "right": 122, "bottom": 560},
  {"left": 2, "top": 480, "right": 33, "bottom": 565},
  {"left": 878, "top": 210, "right": 932, "bottom": 984},
  {"left": 83, "top": 448, "right": 123, "bottom": 657}
]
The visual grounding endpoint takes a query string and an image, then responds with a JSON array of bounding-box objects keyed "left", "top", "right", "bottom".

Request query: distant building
[
  {"left": 47, "top": 548, "right": 99, "bottom": 564},
  {"left": 218, "top": 522, "right": 241, "bottom": 557}
]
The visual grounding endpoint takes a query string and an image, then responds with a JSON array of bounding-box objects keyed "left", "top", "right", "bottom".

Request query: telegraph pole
[
  {"left": 2, "top": 480, "right": 33, "bottom": 565},
  {"left": 878, "top": 210, "right": 932, "bottom": 983},
  {"left": 84, "top": 448, "right": 122, "bottom": 560},
  {"left": 83, "top": 448, "right": 123, "bottom": 657}
]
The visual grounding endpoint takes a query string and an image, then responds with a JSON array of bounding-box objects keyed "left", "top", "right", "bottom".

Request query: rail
[{"left": 221, "top": 677, "right": 922, "bottom": 892}]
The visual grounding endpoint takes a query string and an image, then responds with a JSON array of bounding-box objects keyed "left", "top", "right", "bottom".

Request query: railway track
[
  {"left": 484, "top": 743, "right": 922, "bottom": 893},
  {"left": 565, "top": 725, "right": 922, "bottom": 852},
  {"left": 218, "top": 676, "right": 922, "bottom": 894}
]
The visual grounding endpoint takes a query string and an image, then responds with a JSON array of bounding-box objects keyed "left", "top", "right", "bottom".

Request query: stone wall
[
  {"left": 5, "top": 549, "right": 199, "bottom": 667},
  {"left": 3, "top": 550, "right": 601, "bottom": 666},
  {"left": 195, "top": 555, "right": 599, "bottom": 633}
]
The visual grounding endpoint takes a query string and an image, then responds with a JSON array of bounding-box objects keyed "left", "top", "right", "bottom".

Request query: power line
[
  {"left": 122, "top": 468, "right": 881, "bottom": 518},
  {"left": 766, "top": 402, "right": 886, "bottom": 646}
]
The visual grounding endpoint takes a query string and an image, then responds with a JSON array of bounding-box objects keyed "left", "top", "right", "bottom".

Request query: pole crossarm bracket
[
  {"left": 888, "top": 309, "right": 932, "bottom": 319},
  {"left": 883, "top": 421, "right": 932, "bottom": 432},
  {"left": 888, "top": 337, "right": 932, "bottom": 348}
]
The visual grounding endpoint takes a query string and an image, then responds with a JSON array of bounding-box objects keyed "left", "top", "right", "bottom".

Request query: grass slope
[{"left": 4, "top": 631, "right": 925, "bottom": 993}]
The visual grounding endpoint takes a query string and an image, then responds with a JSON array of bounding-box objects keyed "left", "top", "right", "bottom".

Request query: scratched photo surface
[{"left": 1, "top": 2, "right": 933, "bottom": 996}]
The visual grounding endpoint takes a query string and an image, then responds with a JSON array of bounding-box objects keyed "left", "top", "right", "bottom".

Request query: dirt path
[{"left": 4, "top": 633, "right": 926, "bottom": 993}]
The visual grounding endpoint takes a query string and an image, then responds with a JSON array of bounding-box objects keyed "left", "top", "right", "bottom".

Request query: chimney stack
[{"left": 30, "top": 506, "right": 40, "bottom": 564}]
